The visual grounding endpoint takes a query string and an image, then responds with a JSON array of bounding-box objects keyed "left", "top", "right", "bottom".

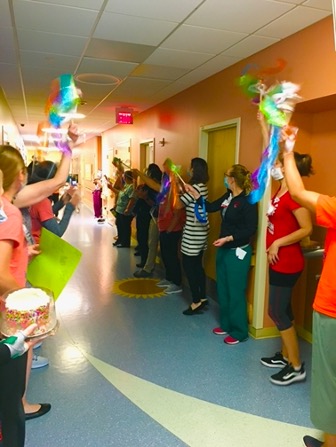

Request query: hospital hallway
[{"left": 24, "top": 205, "right": 320, "bottom": 447}]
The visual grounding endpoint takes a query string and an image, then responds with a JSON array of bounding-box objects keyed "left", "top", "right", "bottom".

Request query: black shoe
[
  {"left": 25, "top": 403, "right": 51, "bottom": 420},
  {"left": 270, "top": 363, "right": 306, "bottom": 386},
  {"left": 182, "top": 302, "right": 206, "bottom": 315},
  {"left": 260, "top": 352, "right": 288, "bottom": 368},
  {"left": 303, "top": 435, "right": 323, "bottom": 447},
  {"left": 201, "top": 299, "right": 209, "bottom": 306},
  {"left": 134, "top": 251, "right": 140, "bottom": 256}
]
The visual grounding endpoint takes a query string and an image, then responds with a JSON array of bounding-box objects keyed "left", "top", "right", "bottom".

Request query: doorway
[
  {"left": 139, "top": 139, "right": 155, "bottom": 172},
  {"left": 199, "top": 119, "right": 240, "bottom": 280}
]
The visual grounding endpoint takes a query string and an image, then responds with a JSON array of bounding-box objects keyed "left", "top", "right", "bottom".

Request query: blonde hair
[
  {"left": 229, "top": 164, "right": 253, "bottom": 194},
  {"left": 0, "top": 145, "right": 26, "bottom": 191}
]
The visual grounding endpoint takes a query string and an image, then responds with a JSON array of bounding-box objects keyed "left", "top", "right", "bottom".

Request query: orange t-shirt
[
  {"left": 314, "top": 195, "right": 336, "bottom": 318},
  {"left": 0, "top": 197, "right": 28, "bottom": 287}
]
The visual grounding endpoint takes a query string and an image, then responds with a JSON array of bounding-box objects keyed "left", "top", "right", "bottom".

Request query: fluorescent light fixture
[
  {"left": 22, "top": 134, "right": 40, "bottom": 143},
  {"left": 41, "top": 127, "right": 68, "bottom": 134},
  {"left": 59, "top": 112, "right": 86, "bottom": 120}
]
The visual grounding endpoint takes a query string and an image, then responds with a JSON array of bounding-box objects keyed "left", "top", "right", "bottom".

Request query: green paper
[{"left": 27, "top": 228, "right": 82, "bottom": 300}]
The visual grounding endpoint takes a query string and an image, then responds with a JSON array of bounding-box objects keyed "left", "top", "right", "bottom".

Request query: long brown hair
[
  {"left": 0, "top": 145, "right": 26, "bottom": 191},
  {"left": 229, "top": 164, "right": 253, "bottom": 194}
]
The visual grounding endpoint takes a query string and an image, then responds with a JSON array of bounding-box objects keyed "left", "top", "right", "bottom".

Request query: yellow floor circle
[{"left": 112, "top": 278, "right": 167, "bottom": 299}]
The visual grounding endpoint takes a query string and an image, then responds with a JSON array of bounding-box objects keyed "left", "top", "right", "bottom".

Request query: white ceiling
[{"left": 0, "top": 0, "right": 332, "bottom": 146}]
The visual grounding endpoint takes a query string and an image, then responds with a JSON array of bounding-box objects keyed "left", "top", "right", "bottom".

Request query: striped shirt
[{"left": 180, "top": 183, "right": 209, "bottom": 256}]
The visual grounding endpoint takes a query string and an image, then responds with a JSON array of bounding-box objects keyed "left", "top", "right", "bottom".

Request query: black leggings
[
  {"left": 182, "top": 252, "right": 206, "bottom": 303},
  {"left": 268, "top": 269, "right": 301, "bottom": 331}
]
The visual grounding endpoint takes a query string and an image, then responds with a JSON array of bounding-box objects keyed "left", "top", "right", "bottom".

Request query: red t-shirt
[
  {"left": 158, "top": 195, "right": 185, "bottom": 233},
  {"left": 314, "top": 195, "right": 336, "bottom": 318},
  {"left": 0, "top": 197, "right": 28, "bottom": 287},
  {"left": 30, "top": 198, "right": 54, "bottom": 244},
  {"left": 266, "top": 190, "right": 304, "bottom": 274}
]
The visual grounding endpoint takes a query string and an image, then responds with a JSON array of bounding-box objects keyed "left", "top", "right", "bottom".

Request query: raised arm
[
  {"left": 133, "top": 169, "right": 160, "bottom": 192},
  {"left": 14, "top": 123, "right": 78, "bottom": 208},
  {"left": 281, "top": 128, "right": 319, "bottom": 214}
]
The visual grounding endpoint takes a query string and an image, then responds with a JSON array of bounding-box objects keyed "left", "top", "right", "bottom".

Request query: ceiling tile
[
  {"left": 185, "top": 0, "right": 294, "bottom": 33},
  {"left": 93, "top": 11, "right": 178, "bottom": 46},
  {"left": 223, "top": 35, "right": 279, "bottom": 58},
  {"left": 302, "top": 0, "right": 332, "bottom": 10},
  {"left": 27, "top": 0, "right": 106, "bottom": 9},
  {"left": 0, "top": 28, "right": 17, "bottom": 64},
  {"left": 144, "top": 48, "right": 216, "bottom": 69},
  {"left": 17, "top": 29, "right": 87, "bottom": 56},
  {"left": 104, "top": 0, "right": 203, "bottom": 21},
  {"left": 20, "top": 51, "right": 80, "bottom": 73},
  {"left": 13, "top": 1, "right": 99, "bottom": 37},
  {"left": 0, "top": 63, "right": 22, "bottom": 98},
  {"left": 78, "top": 57, "right": 137, "bottom": 78},
  {"left": 255, "top": 6, "right": 331, "bottom": 38},
  {"left": 131, "top": 64, "right": 189, "bottom": 80},
  {"left": 85, "top": 39, "right": 155, "bottom": 64},
  {"left": 0, "top": 1, "right": 11, "bottom": 27},
  {"left": 110, "top": 78, "right": 172, "bottom": 101},
  {"left": 161, "top": 25, "right": 248, "bottom": 54}
]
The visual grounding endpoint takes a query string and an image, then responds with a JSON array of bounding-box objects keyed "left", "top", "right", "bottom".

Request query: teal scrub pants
[{"left": 216, "top": 245, "right": 252, "bottom": 341}]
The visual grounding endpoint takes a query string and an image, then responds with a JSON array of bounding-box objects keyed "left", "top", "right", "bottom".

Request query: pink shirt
[
  {"left": 0, "top": 197, "right": 28, "bottom": 287},
  {"left": 30, "top": 197, "right": 54, "bottom": 244}
]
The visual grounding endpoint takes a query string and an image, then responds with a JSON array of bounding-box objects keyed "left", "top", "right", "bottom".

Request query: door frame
[
  {"left": 199, "top": 118, "right": 241, "bottom": 163},
  {"left": 198, "top": 117, "right": 269, "bottom": 335},
  {"left": 139, "top": 138, "right": 155, "bottom": 172}
]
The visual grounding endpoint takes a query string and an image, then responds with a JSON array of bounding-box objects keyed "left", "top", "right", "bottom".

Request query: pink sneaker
[
  {"left": 212, "top": 327, "right": 227, "bottom": 335},
  {"left": 224, "top": 335, "right": 240, "bottom": 345}
]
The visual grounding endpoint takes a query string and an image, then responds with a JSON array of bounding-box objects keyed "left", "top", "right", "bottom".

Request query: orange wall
[
  {"left": 96, "top": 16, "right": 336, "bottom": 332},
  {"left": 102, "top": 16, "right": 336, "bottom": 177}
]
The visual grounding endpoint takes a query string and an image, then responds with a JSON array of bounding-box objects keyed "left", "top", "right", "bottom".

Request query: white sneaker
[
  {"left": 156, "top": 279, "right": 171, "bottom": 287},
  {"left": 33, "top": 341, "right": 43, "bottom": 350},
  {"left": 165, "top": 284, "right": 183, "bottom": 294},
  {"left": 32, "top": 354, "right": 49, "bottom": 369}
]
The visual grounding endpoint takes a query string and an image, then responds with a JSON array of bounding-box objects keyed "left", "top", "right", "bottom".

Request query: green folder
[{"left": 27, "top": 228, "right": 82, "bottom": 300}]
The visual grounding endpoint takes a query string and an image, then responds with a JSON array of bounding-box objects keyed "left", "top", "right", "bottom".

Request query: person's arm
[
  {"left": 184, "top": 184, "right": 224, "bottom": 213},
  {"left": 281, "top": 127, "right": 319, "bottom": 213},
  {"left": 283, "top": 152, "right": 319, "bottom": 213},
  {"left": 133, "top": 170, "right": 161, "bottom": 192},
  {"left": 42, "top": 195, "right": 79, "bottom": 237},
  {"left": 267, "top": 207, "right": 312, "bottom": 265},
  {"left": 0, "top": 240, "right": 21, "bottom": 294},
  {"left": 14, "top": 123, "right": 78, "bottom": 208}
]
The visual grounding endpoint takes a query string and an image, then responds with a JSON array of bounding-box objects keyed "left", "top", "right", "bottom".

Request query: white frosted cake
[{"left": 1, "top": 288, "right": 56, "bottom": 337}]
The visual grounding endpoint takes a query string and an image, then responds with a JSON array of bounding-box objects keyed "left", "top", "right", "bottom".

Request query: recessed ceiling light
[{"left": 75, "top": 73, "right": 121, "bottom": 86}]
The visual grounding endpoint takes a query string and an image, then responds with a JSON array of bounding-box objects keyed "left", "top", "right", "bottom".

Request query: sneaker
[
  {"left": 270, "top": 363, "right": 306, "bottom": 386},
  {"left": 133, "top": 269, "right": 152, "bottom": 278},
  {"left": 164, "top": 284, "right": 183, "bottom": 294},
  {"left": 212, "top": 327, "right": 227, "bottom": 335},
  {"left": 33, "top": 341, "right": 43, "bottom": 350},
  {"left": 31, "top": 354, "right": 49, "bottom": 369},
  {"left": 260, "top": 351, "right": 288, "bottom": 368},
  {"left": 156, "top": 279, "right": 171, "bottom": 287},
  {"left": 303, "top": 435, "right": 323, "bottom": 447},
  {"left": 224, "top": 335, "right": 246, "bottom": 345}
]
